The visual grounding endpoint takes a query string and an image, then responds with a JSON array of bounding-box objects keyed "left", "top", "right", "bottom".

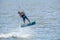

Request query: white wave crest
[{"left": 0, "top": 32, "right": 31, "bottom": 38}]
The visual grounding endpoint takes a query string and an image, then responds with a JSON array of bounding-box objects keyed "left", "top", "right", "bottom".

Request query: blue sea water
[{"left": 0, "top": 0, "right": 60, "bottom": 40}]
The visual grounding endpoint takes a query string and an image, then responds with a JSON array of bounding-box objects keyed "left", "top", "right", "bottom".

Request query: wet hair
[{"left": 18, "top": 11, "right": 20, "bottom": 14}]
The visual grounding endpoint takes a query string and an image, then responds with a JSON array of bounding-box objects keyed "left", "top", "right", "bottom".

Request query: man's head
[{"left": 18, "top": 11, "right": 20, "bottom": 14}]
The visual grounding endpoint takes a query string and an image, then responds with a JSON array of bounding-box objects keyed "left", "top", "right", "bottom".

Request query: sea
[{"left": 0, "top": 0, "right": 60, "bottom": 40}]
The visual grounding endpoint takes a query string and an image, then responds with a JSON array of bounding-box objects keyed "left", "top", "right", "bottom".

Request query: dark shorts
[{"left": 22, "top": 16, "right": 28, "bottom": 21}]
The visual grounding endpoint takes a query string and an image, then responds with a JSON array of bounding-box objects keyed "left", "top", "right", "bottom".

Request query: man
[{"left": 18, "top": 11, "right": 30, "bottom": 24}]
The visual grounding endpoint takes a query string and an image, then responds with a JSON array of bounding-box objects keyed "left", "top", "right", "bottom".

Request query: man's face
[{"left": 18, "top": 12, "right": 20, "bottom": 14}]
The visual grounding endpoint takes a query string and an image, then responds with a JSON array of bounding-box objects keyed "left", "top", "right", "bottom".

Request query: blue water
[{"left": 0, "top": 0, "right": 60, "bottom": 40}]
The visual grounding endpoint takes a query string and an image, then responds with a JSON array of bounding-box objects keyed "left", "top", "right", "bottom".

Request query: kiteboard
[{"left": 21, "top": 21, "right": 36, "bottom": 27}]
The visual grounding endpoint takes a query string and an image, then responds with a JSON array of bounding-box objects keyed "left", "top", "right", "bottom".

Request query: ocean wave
[{"left": 0, "top": 32, "right": 31, "bottom": 39}]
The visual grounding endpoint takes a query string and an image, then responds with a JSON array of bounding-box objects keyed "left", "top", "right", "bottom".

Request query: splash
[{"left": 0, "top": 32, "right": 31, "bottom": 38}]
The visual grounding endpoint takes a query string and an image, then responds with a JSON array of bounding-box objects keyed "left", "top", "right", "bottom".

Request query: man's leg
[
  {"left": 27, "top": 18, "right": 30, "bottom": 23},
  {"left": 23, "top": 18, "right": 25, "bottom": 24},
  {"left": 25, "top": 16, "right": 30, "bottom": 23}
]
